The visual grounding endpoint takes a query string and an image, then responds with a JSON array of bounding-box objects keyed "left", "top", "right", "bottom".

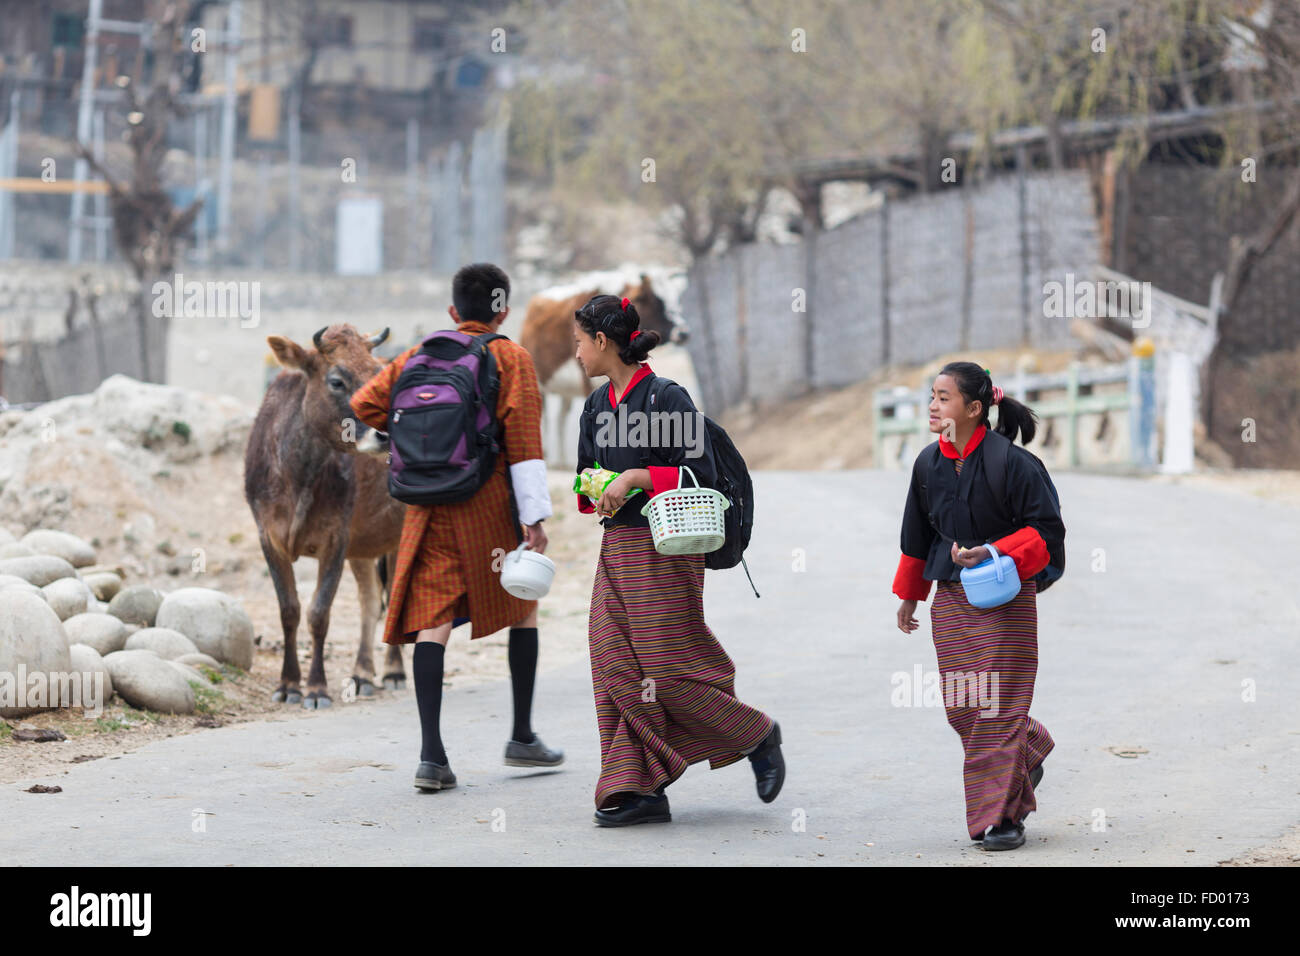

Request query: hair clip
[{"left": 620, "top": 297, "right": 630, "bottom": 311}]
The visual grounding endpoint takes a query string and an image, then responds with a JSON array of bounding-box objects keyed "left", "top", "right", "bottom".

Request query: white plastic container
[{"left": 499, "top": 541, "right": 556, "bottom": 599}]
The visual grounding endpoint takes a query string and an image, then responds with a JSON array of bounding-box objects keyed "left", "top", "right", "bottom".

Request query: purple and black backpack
[{"left": 385, "top": 329, "right": 511, "bottom": 507}]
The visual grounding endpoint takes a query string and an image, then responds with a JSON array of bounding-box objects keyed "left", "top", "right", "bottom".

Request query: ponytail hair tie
[
  {"left": 620, "top": 297, "right": 630, "bottom": 311},
  {"left": 991, "top": 385, "right": 1004, "bottom": 405},
  {"left": 630, "top": 329, "right": 641, "bottom": 341}
]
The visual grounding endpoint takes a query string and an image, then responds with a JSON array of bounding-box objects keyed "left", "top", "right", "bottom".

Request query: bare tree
[{"left": 75, "top": 0, "right": 202, "bottom": 383}]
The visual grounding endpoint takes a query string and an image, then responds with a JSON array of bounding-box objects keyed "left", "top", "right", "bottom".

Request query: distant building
[{"left": 195, "top": 0, "right": 518, "bottom": 147}]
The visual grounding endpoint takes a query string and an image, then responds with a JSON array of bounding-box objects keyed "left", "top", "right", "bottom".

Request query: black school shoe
[
  {"left": 504, "top": 734, "right": 565, "bottom": 768},
  {"left": 747, "top": 722, "right": 785, "bottom": 803},
  {"left": 981, "top": 818, "right": 1026, "bottom": 851},
  {"left": 413, "top": 760, "right": 457, "bottom": 791},
  {"left": 593, "top": 792, "right": 671, "bottom": 827}
]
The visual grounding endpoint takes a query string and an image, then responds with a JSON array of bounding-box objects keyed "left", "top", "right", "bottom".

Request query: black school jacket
[
  {"left": 575, "top": 366, "right": 717, "bottom": 529},
  {"left": 899, "top": 426, "right": 1065, "bottom": 585}
]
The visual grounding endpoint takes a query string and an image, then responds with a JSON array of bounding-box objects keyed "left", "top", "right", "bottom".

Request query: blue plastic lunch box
[{"left": 959, "top": 542, "right": 1021, "bottom": 608}]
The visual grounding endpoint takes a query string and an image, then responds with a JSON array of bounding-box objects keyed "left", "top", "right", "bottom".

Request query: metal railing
[{"left": 873, "top": 357, "right": 1157, "bottom": 470}]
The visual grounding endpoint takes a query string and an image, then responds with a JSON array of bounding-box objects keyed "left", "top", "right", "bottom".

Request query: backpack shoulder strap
[
  {"left": 914, "top": 441, "right": 944, "bottom": 536},
  {"left": 640, "top": 374, "right": 681, "bottom": 468},
  {"left": 982, "top": 429, "right": 1009, "bottom": 498},
  {"left": 980, "top": 429, "right": 1020, "bottom": 525},
  {"left": 913, "top": 441, "right": 941, "bottom": 494}
]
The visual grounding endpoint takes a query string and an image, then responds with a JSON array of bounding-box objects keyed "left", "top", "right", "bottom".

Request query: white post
[
  {"left": 0, "top": 89, "right": 19, "bottom": 260},
  {"left": 69, "top": 0, "right": 103, "bottom": 263},
  {"left": 93, "top": 108, "right": 107, "bottom": 261},
  {"left": 405, "top": 117, "right": 418, "bottom": 269},
  {"left": 216, "top": 0, "right": 241, "bottom": 255},
  {"left": 194, "top": 99, "right": 208, "bottom": 262},
  {"left": 1161, "top": 350, "right": 1196, "bottom": 474},
  {"left": 287, "top": 85, "right": 301, "bottom": 271}
]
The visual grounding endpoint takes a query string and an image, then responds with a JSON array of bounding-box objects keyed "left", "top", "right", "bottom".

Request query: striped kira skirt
[
  {"left": 587, "top": 524, "right": 774, "bottom": 811},
  {"left": 931, "top": 579, "right": 1055, "bottom": 840}
]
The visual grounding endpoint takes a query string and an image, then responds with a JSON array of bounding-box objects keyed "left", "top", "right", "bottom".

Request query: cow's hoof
[
  {"left": 382, "top": 673, "right": 406, "bottom": 690},
  {"left": 302, "top": 692, "right": 332, "bottom": 710},
  {"left": 353, "top": 677, "right": 376, "bottom": 698},
  {"left": 272, "top": 686, "right": 302, "bottom": 704}
]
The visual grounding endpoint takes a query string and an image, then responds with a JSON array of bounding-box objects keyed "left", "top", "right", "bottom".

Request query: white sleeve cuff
[{"left": 510, "top": 459, "right": 553, "bottom": 526}]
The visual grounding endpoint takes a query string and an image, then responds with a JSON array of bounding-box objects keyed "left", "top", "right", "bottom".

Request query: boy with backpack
[
  {"left": 349, "top": 263, "right": 563, "bottom": 792},
  {"left": 570, "top": 293, "right": 784, "bottom": 827}
]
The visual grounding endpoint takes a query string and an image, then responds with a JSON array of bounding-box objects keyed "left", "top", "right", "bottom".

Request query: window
[
  {"left": 318, "top": 14, "right": 353, "bottom": 48},
  {"left": 52, "top": 12, "right": 85, "bottom": 48},
  {"left": 455, "top": 57, "right": 487, "bottom": 88},
  {"left": 413, "top": 18, "right": 445, "bottom": 51}
]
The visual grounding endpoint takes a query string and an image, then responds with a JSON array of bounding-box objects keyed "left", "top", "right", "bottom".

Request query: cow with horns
[{"left": 244, "top": 324, "right": 407, "bottom": 707}]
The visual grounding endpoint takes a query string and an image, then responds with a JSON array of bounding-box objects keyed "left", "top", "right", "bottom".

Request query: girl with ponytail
[{"left": 890, "top": 361, "right": 1065, "bottom": 852}]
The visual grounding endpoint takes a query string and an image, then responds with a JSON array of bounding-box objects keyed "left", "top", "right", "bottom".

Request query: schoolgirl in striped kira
[
  {"left": 571, "top": 292, "right": 785, "bottom": 827},
  {"left": 893, "top": 362, "right": 1065, "bottom": 851}
]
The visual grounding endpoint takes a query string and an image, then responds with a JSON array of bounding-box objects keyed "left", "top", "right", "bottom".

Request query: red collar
[
  {"left": 938, "top": 424, "right": 987, "bottom": 459},
  {"left": 456, "top": 320, "right": 496, "bottom": 333},
  {"left": 608, "top": 364, "right": 653, "bottom": 410}
]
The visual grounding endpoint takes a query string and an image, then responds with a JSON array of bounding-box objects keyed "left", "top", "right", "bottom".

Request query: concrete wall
[{"left": 683, "top": 170, "right": 1100, "bottom": 416}]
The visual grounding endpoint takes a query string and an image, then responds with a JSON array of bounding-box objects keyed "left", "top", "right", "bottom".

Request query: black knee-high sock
[
  {"left": 508, "top": 627, "right": 538, "bottom": 744},
  {"left": 413, "top": 642, "right": 447, "bottom": 764}
]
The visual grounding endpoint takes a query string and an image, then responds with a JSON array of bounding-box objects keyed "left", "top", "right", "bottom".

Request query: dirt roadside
[{"left": 0, "top": 468, "right": 603, "bottom": 785}]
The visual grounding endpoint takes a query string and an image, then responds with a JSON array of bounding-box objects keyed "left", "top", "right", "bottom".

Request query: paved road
[{"left": 4, "top": 472, "right": 1297, "bottom": 865}]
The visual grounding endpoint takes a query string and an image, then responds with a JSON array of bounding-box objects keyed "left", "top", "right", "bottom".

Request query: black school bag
[
  {"left": 385, "top": 330, "right": 519, "bottom": 526},
  {"left": 642, "top": 378, "right": 760, "bottom": 598},
  {"left": 915, "top": 429, "right": 1065, "bottom": 592},
  {"left": 981, "top": 430, "right": 1065, "bottom": 591}
]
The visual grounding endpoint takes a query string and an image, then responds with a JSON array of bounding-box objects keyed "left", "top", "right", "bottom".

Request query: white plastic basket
[{"left": 638, "top": 465, "right": 729, "bottom": 555}]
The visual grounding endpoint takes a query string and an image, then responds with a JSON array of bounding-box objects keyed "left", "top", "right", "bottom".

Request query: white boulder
[
  {"left": 0, "top": 554, "right": 77, "bottom": 587},
  {"left": 102, "top": 649, "right": 195, "bottom": 714},
  {"left": 63, "top": 613, "right": 129, "bottom": 655},
  {"left": 155, "top": 588, "right": 254, "bottom": 670},
  {"left": 21, "top": 529, "right": 96, "bottom": 568},
  {"left": 0, "top": 590, "right": 72, "bottom": 717},
  {"left": 41, "top": 576, "right": 94, "bottom": 621},
  {"left": 125, "top": 627, "right": 200, "bottom": 660}
]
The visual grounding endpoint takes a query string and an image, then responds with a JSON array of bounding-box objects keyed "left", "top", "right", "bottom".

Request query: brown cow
[
  {"left": 521, "top": 273, "right": 687, "bottom": 464},
  {"left": 244, "top": 324, "right": 407, "bottom": 708}
]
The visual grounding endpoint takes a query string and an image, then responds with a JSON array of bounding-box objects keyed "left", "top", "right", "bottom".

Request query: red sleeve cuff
[
  {"left": 991, "top": 527, "right": 1049, "bottom": 579},
  {"left": 892, "top": 554, "right": 932, "bottom": 602},
  {"left": 576, "top": 493, "right": 595, "bottom": 514},
  {"left": 647, "top": 465, "right": 681, "bottom": 499}
]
